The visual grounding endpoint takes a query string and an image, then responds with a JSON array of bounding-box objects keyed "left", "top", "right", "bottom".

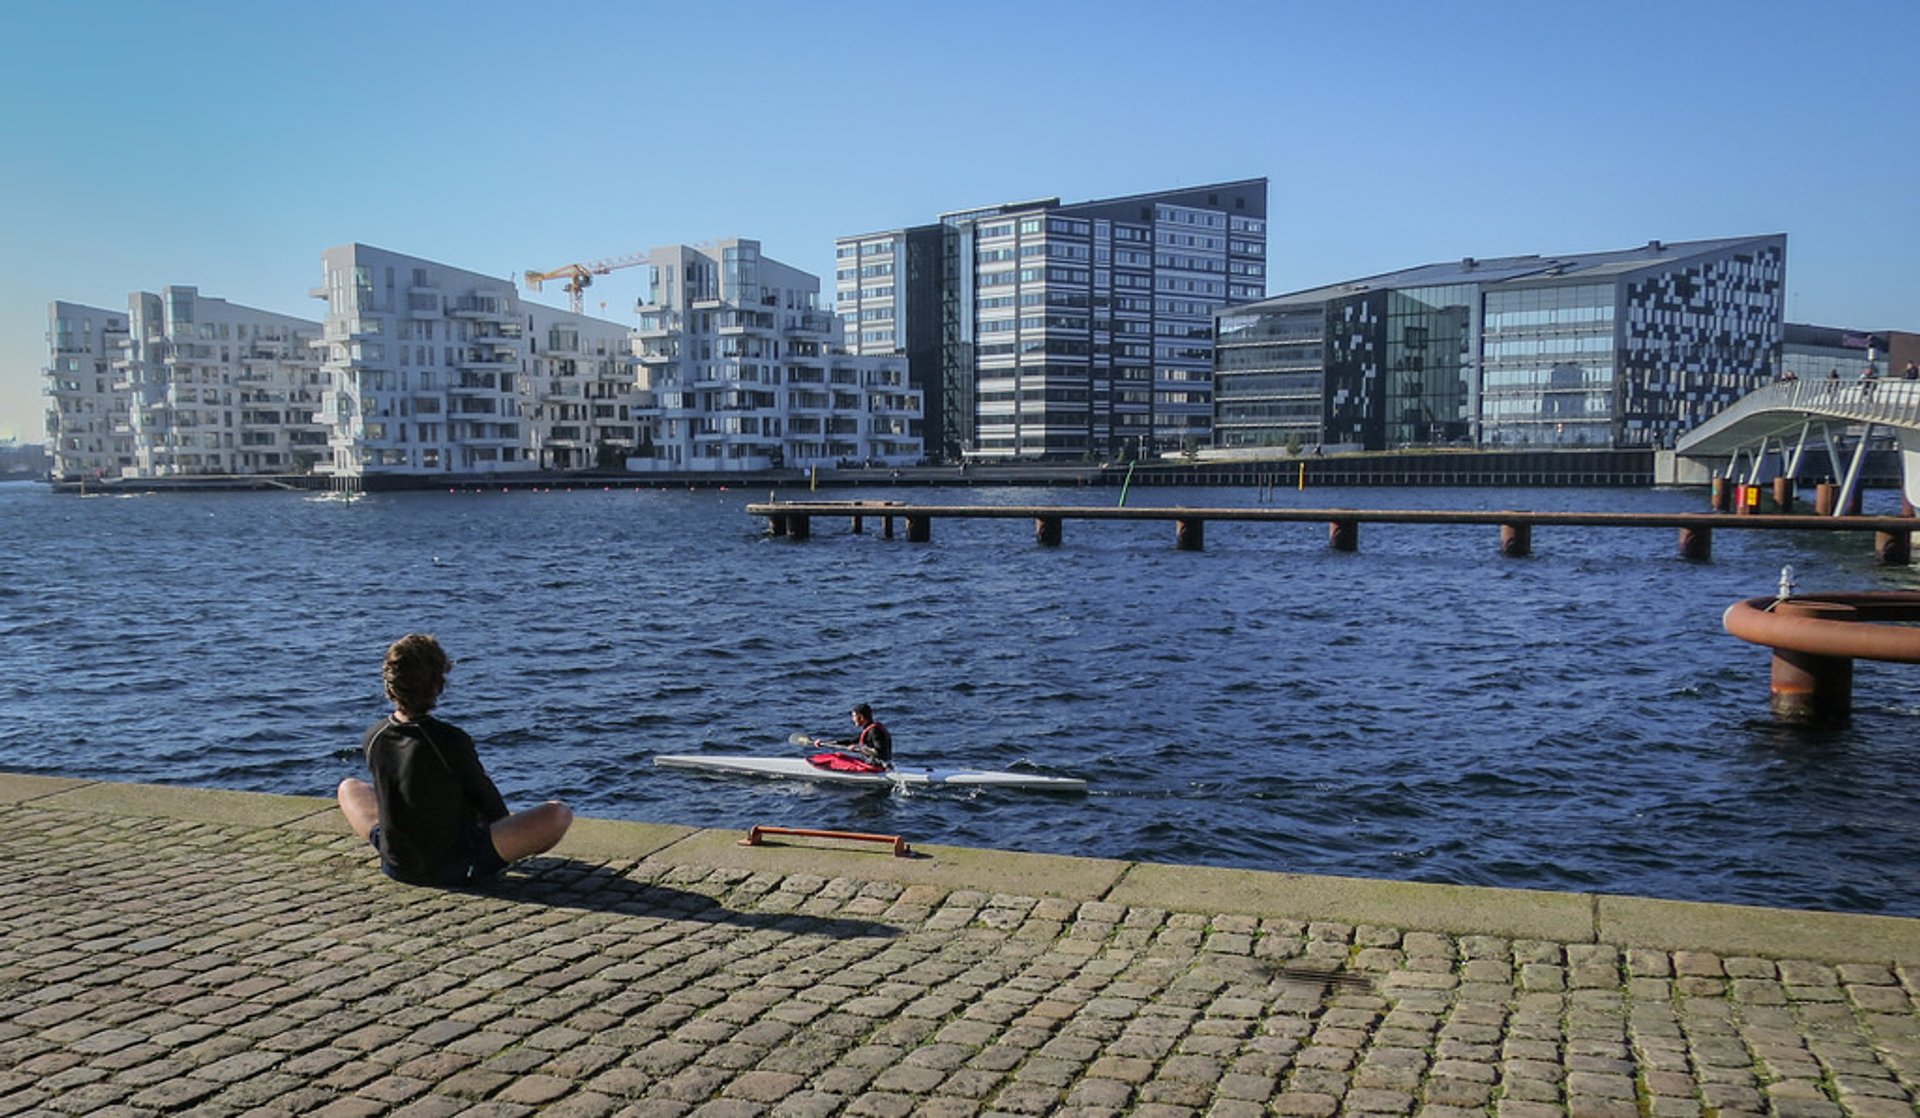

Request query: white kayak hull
[{"left": 654, "top": 754, "right": 1087, "bottom": 792}]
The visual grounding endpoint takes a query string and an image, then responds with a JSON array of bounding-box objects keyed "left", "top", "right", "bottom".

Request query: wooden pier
[{"left": 746, "top": 501, "right": 1920, "bottom": 564}]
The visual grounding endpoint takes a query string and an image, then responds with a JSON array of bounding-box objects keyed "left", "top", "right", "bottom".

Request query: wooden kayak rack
[{"left": 741, "top": 825, "right": 913, "bottom": 858}]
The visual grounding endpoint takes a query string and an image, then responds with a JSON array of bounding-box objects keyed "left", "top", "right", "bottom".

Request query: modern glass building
[
  {"left": 1213, "top": 235, "right": 1787, "bottom": 451},
  {"left": 838, "top": 179, "right": 1268, "bottom": 462}
]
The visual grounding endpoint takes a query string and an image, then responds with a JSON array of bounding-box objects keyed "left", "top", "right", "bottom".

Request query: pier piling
[
  {"left": 1176, "top": 518, "right": 1205, "bottom": 551},
  {"left": 1678, "top": 525, "right": 1713, "bottom": 561},
  {"left": 1329, "top": 519, "right": 1359, "bottom": 552},
  {"left": 1035, "top": 516, "right": 1062, "bottom": 547},
  {"left": 1499, "top": 523, "right": 1532, "bottom": 558}
]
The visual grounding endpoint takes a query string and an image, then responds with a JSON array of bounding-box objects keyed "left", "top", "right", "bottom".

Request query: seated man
[{"left": 336, "top": 633, "right": 572, "bottom": 886}]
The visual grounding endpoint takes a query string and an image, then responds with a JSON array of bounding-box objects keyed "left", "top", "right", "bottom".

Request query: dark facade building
[
  {"left": 1215, "top": 235, "right": 1787, "bottom": 451},
  {"left": 838, "top": 179, "right": 1268, "bottom": 462}
]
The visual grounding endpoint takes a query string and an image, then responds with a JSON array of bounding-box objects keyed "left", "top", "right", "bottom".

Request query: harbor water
[{"left": 3, "top": 479, "right": 1918, "bottom": 916}]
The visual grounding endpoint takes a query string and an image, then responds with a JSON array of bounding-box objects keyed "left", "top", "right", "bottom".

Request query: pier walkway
[
  {"left": 4, "top": 773, "right": 1919, "bottom": 1117},
  {"left": 747, "top": 502, "right": 1920, "bottom": 563}
]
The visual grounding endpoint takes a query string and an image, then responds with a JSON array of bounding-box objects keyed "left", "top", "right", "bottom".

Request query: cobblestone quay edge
[{"left": 3, "top": 772, "right": 1917, "bottom": 1117}]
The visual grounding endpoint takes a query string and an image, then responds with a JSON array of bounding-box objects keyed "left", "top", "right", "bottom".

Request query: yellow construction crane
[{"left": 524, "top": 249, "right": 651, "bottom": 314}]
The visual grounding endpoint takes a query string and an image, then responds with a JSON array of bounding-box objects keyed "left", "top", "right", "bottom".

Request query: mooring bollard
[
  {"left": 1035, "top": 516, "right": 1062, "bottom": 547},
  {"left": 1329, "top": 519, "right": 1358, "bottom": 552},
  {"left": 1678, "top": 525, "right": 1713, "bottom": 561},
  {"left": 1176, "top": 518, "right": 1204, "bottom": 551},
  {"left": 1499, "top": 522, "right": 1531, "bottom": 558},
  {"left": 1768, "top": 600, "right": 1859, "bottom": 722}
]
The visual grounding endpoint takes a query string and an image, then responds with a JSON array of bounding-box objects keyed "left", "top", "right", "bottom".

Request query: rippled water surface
[{"left": 5, "top": 479, "right": 1919, "bottom": 916}]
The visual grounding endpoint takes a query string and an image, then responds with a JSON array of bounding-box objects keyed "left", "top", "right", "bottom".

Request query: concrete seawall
[{"left": 3, "top": 772, "right": 1917, "bottom": 1116}]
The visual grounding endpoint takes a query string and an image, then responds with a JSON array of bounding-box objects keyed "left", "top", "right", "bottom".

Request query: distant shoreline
[{"left": 33, "top": 447, "right": 1910, "bottom": 495}]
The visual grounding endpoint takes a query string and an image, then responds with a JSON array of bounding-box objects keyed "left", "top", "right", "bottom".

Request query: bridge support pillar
[
  {"left": 1678, "top": 525, "right": 1712, "bottom": 562},
  {"left": 1773, "top": 476, "right": 1795, "bottom": 514},
  {"left": 1035, "top": 516, "right": 1062, "bottom": 547},
  {"left": 1329, "top": 519, "right": 1358, "bottom": 552},
  {"left": 906, "top": 515, "right": 930, "bottom": 543},
  {"left": 1875, "top": 529, "right": 1912, "bottom": 566},
  {"left": 1499, "top": 523, "right": 1531, "bottom": 558}
]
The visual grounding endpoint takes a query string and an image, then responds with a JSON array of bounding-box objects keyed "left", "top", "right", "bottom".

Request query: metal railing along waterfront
[{"left": 746, "top": 499, "right": 1920, "bottom": 564}]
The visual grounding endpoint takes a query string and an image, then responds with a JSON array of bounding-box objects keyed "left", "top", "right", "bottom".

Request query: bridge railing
[{"left": 1733, "top": 378, "right": 1920, "bottom": 428}]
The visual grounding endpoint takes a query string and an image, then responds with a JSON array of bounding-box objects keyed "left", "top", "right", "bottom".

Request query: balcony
[
  {"left": 448, "top": 297, "right": 513, "bottom": 321},
  {"left": 456, "top": 350, "right": 518, "bottom": 370}
]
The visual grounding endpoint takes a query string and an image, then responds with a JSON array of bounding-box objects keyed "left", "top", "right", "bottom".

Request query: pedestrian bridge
[{"left": 1675, "top": 377, "right": 1920, "bottom": 511}]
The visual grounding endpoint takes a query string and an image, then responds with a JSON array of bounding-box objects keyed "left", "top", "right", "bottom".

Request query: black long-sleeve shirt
[{"left": 363, "top": 715, "right": 508, "bottom": 882}]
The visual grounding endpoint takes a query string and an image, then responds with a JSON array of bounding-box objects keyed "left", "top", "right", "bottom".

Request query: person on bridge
[
  {"left": 1862, "top": 365, "right": 1880, "bottom": 400},
  {"left": 1903, "top": 361, "right": 1918, "bottom": 381},
  {"left": 336, "top": 633, "right": 573, "bottom": 887}
]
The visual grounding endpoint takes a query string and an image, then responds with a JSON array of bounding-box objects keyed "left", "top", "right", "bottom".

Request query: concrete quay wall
[{"left": 3, "top": 772, "right": 1917, "bottom": 1116}]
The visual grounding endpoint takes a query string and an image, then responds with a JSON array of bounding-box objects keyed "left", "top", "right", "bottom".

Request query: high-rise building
[
  {"left": 838, "top": 179, "right": 1268, "bottom": 462},
  {"left": 630, "top": 238, "right": 920, "bottom": 472},
  {"left": 1214, "top": 235, "right": 1787, "bottom": 452},
  {"left": 44, "top": 302, "right": 132, "bottom": 480},
  {"left": 313, "top": 244, "right": 637, "bottom": 478},
  {"left": 120, "top": 287, "right": 326, "bottom": 476}
]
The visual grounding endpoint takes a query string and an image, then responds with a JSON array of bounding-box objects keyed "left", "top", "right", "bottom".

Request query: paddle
[{"left": 789, "top": 732, "right": 822, "bottom": 747}]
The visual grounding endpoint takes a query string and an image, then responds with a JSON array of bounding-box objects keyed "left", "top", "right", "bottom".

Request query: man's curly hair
[{"left": 384, "top": 633, "right": 451, "bottom": 717}]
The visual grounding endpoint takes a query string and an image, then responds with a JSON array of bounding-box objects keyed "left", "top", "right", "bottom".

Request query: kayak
[{"left": 653, "top": 754, "right": 1088, "bottom": 792}]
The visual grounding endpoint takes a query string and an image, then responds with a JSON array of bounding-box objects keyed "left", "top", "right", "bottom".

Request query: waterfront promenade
[{"left": 3, "top": 774, "right": 1918, "bottom": 1117}]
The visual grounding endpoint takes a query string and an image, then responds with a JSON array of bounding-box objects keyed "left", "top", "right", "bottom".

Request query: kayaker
[
  {"left": 336, "top": 633, "right": 573, "bottom": 886},
  {"left": 824, "top": 703, "right": 893, "bottom": 767}
]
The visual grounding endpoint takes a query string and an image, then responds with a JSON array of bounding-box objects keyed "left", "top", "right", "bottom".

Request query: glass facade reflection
[
  {"left": 1481, "top": 283, "right": 1616, "bottom": 447},
  {"left": 1385, "top": 284, "right": 1474, "bottom": 446}
]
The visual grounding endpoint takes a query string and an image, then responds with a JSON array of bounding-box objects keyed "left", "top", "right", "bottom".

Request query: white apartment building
[
  {"left": 120, "top": 287, "right": 326, "bottom": 476},
  {"left": 313, "top": 244, "right": 637, "bottom": 477},
  {"left": 524, "top": 303, "right": 644, "bottom": 470},
  {"left": 44, "top": 302, "right": 132, "bottom": 480},
  {"left": 630, "top": 238, "right": 921, "bottom": 471}
]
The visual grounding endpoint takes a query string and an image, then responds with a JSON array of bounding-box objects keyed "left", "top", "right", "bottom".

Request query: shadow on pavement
[{"left": 467, "top": 855, "right": 902, "bottom": 941}]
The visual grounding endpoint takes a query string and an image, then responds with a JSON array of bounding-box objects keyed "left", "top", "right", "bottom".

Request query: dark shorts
[{"left": 369, "top": 822, "right": 508, "bottom": 887}]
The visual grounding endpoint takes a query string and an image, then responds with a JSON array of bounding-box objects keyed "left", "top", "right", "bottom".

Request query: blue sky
[{"left": 5, "top": 0, "right": 1915, "bottom": 442}]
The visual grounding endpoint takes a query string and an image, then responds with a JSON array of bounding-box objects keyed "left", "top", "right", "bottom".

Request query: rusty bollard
[{"left": 1768, "top": 599, "right": 1858, "bottom": 722}]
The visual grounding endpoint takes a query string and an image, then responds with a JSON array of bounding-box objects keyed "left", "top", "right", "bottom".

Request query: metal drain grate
[{"left": 1272, "top": 965, "right": 1376, "bottom": 993}]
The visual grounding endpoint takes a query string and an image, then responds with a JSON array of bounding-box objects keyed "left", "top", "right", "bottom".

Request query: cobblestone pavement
[{"left": 3, "top": 791, "right": 1919, "bottom": 1117}]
